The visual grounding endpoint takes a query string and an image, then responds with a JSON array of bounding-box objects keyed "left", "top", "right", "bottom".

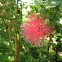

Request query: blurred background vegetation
[{"left": 0, "top": 0, "right": 62, "bottom": 62}]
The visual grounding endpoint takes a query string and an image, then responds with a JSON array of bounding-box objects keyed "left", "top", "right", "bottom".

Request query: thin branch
[
  {"left": 8, "top": 22, "right": 15, "bottom": 47},
  {"left": 19, "top": 1, "right": 22, "bottom": 51},
  {"left": 2, "top": 6, "right": 12, "bottom": 23},
  {"left": 0, "top": 11, "right": 15, "bottom": 57},
  {"left": 15, "top": 0, "right": 19, "bottom": 62},
  {"left": 20, "top": 2, "right": 22, "bottom": 28},
  {"left": 1, "top": 2, "right": 13, "bottom": 23},
  {"left": 1, "top": 1, "right": 15, "bottom": 47},
  {"left": 19, "top": 31, "right": 22, "bottom": 51},
  {"left": 15, "top": 0, "right": 18, "bottom": 49}
]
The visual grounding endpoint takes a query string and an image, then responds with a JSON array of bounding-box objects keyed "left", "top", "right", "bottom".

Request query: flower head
[{"left": 21, "top": 14, "right": 54, "bottom": 47}]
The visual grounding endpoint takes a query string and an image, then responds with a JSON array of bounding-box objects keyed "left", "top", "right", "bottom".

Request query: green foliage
[
  {"left": 0, "top": 0, "right": 62, "bottom": 62},
  {"left": 29, "top": 47, "right": 39, "bottom": 59}
]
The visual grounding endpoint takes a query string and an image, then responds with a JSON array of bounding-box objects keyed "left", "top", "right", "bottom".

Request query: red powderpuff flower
[{"left": 21, "top": 14, "right": 54, "bottom": 47}]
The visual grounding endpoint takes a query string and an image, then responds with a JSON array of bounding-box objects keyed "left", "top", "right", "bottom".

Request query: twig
[
  {"left": 0, "top": 11, "right": 15, "bottom": 57},
  {"left": 19, "top": 1, "right": 22, "bottom": 51},
  {"left": 8, "top": 22, "right": 15, "bottom": 47},
  {"left": 1, "top": 1, "right": 13, "bottom": 23},
  {"left": 1, "top": 1, "right": 15, "bottom": 47}
]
